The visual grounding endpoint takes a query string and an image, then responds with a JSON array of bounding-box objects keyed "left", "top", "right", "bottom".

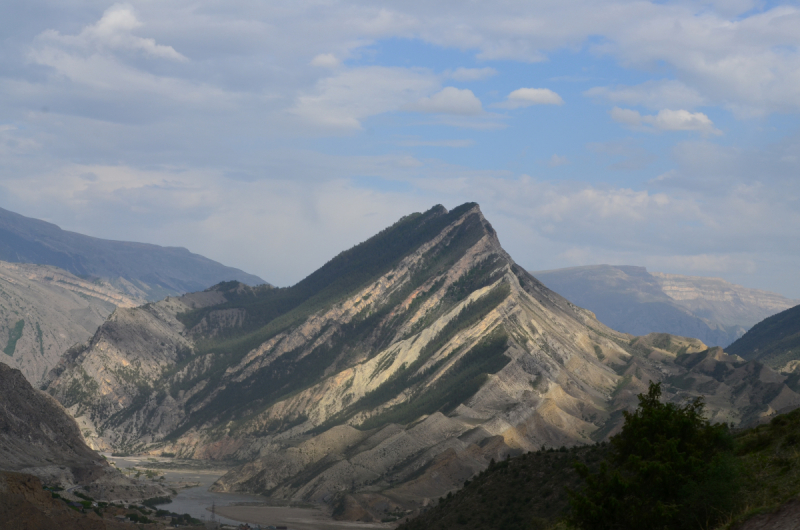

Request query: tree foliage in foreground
[{"left": 568, "top": 382, "right": 739, "bottom": 530}]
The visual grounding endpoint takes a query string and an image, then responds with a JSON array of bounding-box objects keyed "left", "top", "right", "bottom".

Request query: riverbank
[{"left": 214, "top": 504, "right": 395, "bottom": 530}]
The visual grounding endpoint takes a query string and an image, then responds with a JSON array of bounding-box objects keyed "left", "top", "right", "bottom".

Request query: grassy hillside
[
  {"left": 399, "top": 406, "right": 800, "bottom": 530},
  {"left": 726, "top": 304, "right": 800, "bottom": 370},
  {"left": 398, "top": 445, "right": 605, "bottom": 530}
]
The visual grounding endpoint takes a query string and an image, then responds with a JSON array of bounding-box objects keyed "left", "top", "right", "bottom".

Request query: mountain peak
[{"left": 38, "top": 205, "right": 800, "bottom": 522}]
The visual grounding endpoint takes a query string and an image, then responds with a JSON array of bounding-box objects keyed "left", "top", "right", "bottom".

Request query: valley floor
[{"left": 107, "top": 454, "right": 396, "bottom": 529}]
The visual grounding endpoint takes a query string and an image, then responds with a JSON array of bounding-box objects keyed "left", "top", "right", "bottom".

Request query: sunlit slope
[{"left": 0, "top": 260, "right": 143, "bottom": 384}]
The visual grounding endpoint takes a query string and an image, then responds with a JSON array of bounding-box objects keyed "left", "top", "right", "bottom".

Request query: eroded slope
[{"left": 0, "top": 261, "right": 143, "bottom": 384}]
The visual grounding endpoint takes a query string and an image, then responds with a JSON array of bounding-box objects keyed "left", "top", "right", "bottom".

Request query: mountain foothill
[
  {"left": 0, "top": 206, "right": 267, "bottom": 387},
  {"left": 1, "top": 202, "right": 799, "bottom": 526}
]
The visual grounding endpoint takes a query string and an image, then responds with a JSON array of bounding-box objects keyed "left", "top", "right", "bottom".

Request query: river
[{"left": 105, "top": 454, "right": 394, "bottom": 529}]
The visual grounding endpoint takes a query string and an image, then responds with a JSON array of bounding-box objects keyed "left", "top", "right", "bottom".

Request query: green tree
[{"left": 568, "top": 382, "right": 739, "bottom": 530}]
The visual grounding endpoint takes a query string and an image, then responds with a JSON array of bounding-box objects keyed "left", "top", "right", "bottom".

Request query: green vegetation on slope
[
  {"left": 726, "top": 303, "right": 800, "bottom": 369},
  {"left": 730, "top": 409, "right": 800, "bottom": 520},
  {"left": 400, "top": 446, "right": 605, "bottom": 530},
  {"left": 569, "top": 383, "right": 738, "bottom": 530},
  {"left": 3, "top": 319, "right": 24, "bottom": 356},
  {"left": 359, "top": 325, "right": 511, "bottom": 429},
  {"left": 309, "top": 282, "right": 512, "bottom": 434},
  {"left": 35, "top": 322, "right": 44, "bottom": 356}
]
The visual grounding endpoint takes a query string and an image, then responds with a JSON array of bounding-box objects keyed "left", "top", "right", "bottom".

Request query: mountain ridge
[
  {"left": 533, "top": 264, "right": 797, "bottom": 347},
  {"left": 0, "top": 206, "right": 266, "bottom": 300},
  {"left": 43, "top": 203, "right": 800, "bottom": 521},
  {"left": 726, "top": 303, "right": 800, "bottom": 372}
]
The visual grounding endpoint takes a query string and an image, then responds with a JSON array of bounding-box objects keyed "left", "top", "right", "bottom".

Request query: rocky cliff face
[
  {"left": 0, "top": 362, "right": 168, "bottom": 502},
  {"left": 44, "top": 204, "right": 800, "bottom": 517},
  {"left": 533, "top": 265, "right": 797, "bottom": 347},
  {"left": 0, "top": 260, "right": 144, "bottom": 385},
  {"left": 651, "top": 271, "right": 796, "bottom": 329}
]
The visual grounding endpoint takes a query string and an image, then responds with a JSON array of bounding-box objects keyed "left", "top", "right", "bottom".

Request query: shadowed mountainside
[
  {"left": 533, "top": 265, "right": 797, "bottom": 347},
  {"left": 398, "top": 403, "right": 800, "bottom": 530},
  {"left": 727, "top": 303, "right": 800, "bottom": 373},
  {"left": 0, "top": 362, "right": 168, "bottom": 503},
  {"left": 0, "top": 471, "right": 135, "bottom": 530},
  {"left": 0, "top": 206, "right": 266, "bottom": 300}
]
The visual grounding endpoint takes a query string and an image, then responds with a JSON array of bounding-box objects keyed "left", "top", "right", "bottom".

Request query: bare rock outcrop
[{"left": 0, "top": 260, "right": 143, "bottom": 385}]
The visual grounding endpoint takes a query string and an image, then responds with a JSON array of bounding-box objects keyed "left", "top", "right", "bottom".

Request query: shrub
[{"left": 568, "top": 382, "right": 739, "bottom": 530}]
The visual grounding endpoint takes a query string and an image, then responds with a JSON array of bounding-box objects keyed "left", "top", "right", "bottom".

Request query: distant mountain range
[
  {"left": 533, "top": 265, "right": 797, "bottom": 347},
  {"left": 43, "top": 203, "right": 800, "bottom": 521},
  {"left": 0, "top": 206, "right": 266, "bottom": 300}
]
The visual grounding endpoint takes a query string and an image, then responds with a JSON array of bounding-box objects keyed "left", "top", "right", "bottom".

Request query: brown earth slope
[{"left": 0, "top": 471, "right": 123, "bottom": 530}]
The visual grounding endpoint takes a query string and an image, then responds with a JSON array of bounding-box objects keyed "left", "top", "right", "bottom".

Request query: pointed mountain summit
[{"left": 45, "top": 203, "right": 800, "bottom": 519}]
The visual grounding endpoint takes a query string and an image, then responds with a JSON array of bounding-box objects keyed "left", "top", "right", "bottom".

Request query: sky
[{"left": 0, "top": 1, "right": 799, "bottom": 297}]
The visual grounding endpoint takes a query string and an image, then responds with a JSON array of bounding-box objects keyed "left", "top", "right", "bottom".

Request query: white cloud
[
  {"left": 585, "top": 80, "right": 706, "bottom": 110},
  {"left": 1, "top": 0, "right": 799, "bottom": 300},
  {"left": 4, "top": 138, "right": 800, "bottom": 295},
  {"left": 547, "top": 154, "right": 569, "bottom": 167},
  {"left": 39, "top": 4, "right": 186, "bottom": 61},
  {"left": 610, "top": 107, "right": 722, "bottom": 135},
  {"left": 609, "top": 107, "right": 644, "bottom": 127},
  {"left": 447, "top": 67, "right": 497, "bottom": 81},
  {"left": 310, "top": 53, "right": 340, "bottom": 68},
  {"left": 649, "top": 109, "right": 721, "bottom": 135},
  {"left": 22, "top": 4, "right": 232, "bottom": 117},
  {"left": 397, "top": 138, "right": 475, "bottom": 148},
  {"left": 290, "top": 67, "right": 439, "bottom": 130},
  {"left": 493, "top": 88, "right": 564, "bottom": 109},
  {"left": 406, "top": 87, "right": 483, "bottom": 115}
]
